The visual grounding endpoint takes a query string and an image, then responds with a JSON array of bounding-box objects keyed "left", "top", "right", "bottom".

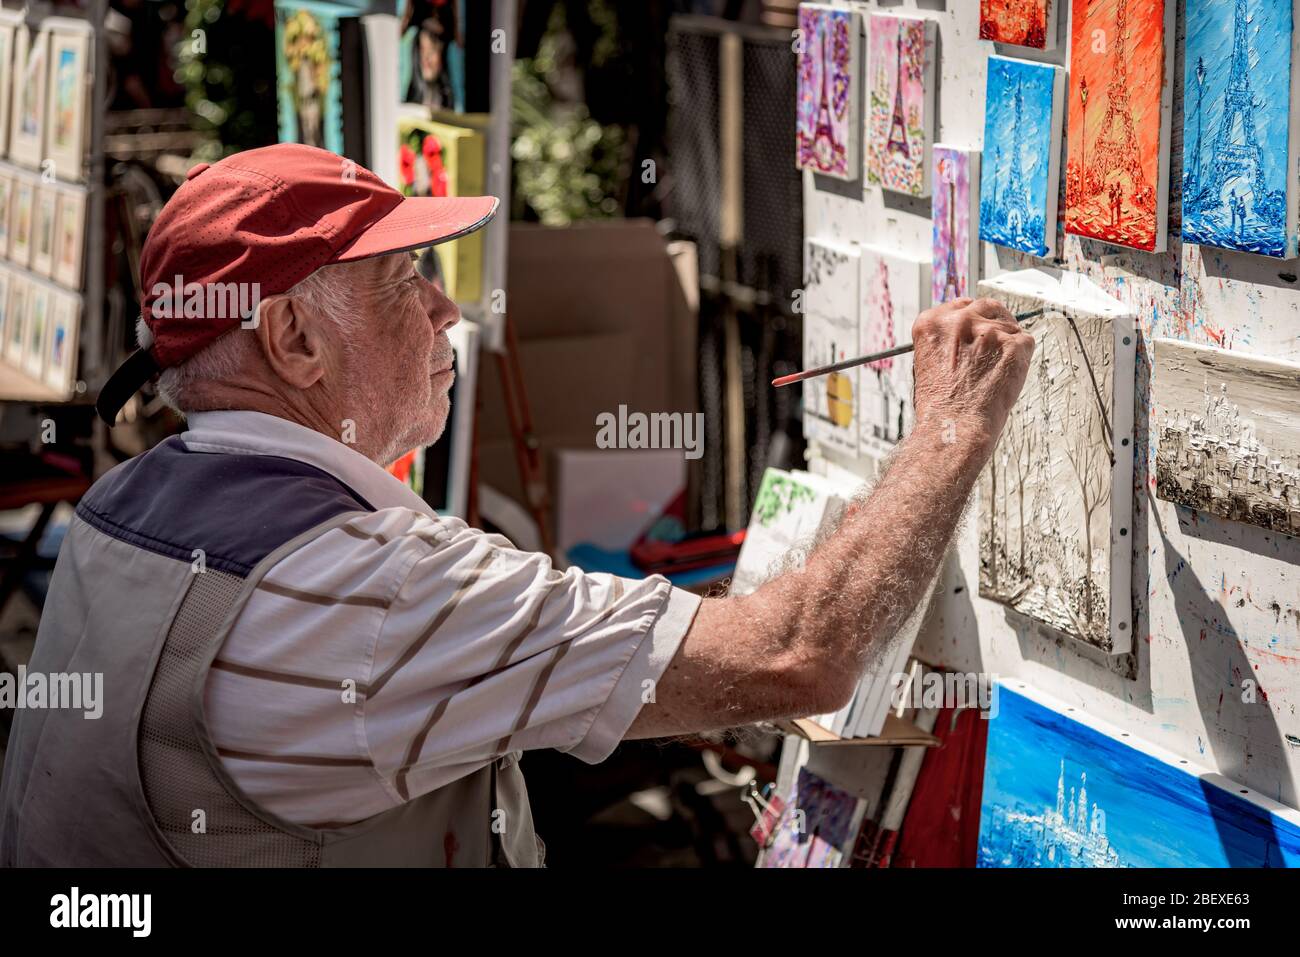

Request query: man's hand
[{"left": 911, "top": 297, "right": 1035, "bottom": 456}]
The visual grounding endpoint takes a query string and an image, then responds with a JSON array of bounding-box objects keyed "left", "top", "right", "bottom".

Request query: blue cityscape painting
[
  {"left": 979, "top": 56, "right": 1064, "bottom": 257},
  {"left": 978, "top": 684, "right": 1300, "bottom": 867},
  {"left": 1182, "top": 0, "right": 1296, "bottom": 257}
]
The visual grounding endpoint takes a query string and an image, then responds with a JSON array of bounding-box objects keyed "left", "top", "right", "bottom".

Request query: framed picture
[
  {"left": 0, "top": 269, "right": 10, "bottom": 352},
  {"left": 9, "top": 178, "right": 35, "bottom": 268},
  {"left": 43, "top": 289, "right": 80, "bottom": 394},
  {"left": 0, "top": 174, "right": 12, "bottom": 256},
  {"left": 0, "top": 11, "right": 22, "bottom": 159},
  {"left": 22, "top": 282, "right": 49, "bottom": 379},
  {"left": 52, "top": 188, "right": 86, "bottom": 289},
  {"left": 30, "top": 186, "right": 56, "bottom": 277},
  {"left": 44, "top": 22, "right": 92, "bottom": 182},
  {"left": 4, "top": 274, "right": 29, "bottom": 365},
  {"left": 8, "top": 26, "right": 48, "bottom": 171}
]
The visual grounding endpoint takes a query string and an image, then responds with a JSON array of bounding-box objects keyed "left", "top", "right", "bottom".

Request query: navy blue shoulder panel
[{"left": 76, "top": 436, "right": 375, "bottom": 577}]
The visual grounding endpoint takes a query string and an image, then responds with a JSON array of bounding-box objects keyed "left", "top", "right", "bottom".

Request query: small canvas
[
  {"left": 931, "top": 145, "right": 981, "bottom": 304},
  {"left": 980, "top": 681, "right": 1300, "bottom": 867},
  {"left": 52, "top": 189, "right": 87, "bottom": 290},
  {"left": 866, "top": 13, "right": 936, "bottom": 197},
  {"left": 979, "top": 0, "right": 1058, "bottom": 50},
  {"left": 979, "top": 56, "right": 1065, "bottom": 258},
  {"left": 44, "top": 23, "right": 91, "bottom": 182},
  {"left": 858, "top": 246, "right": 928, "bottom": 458},
  {"left": 0, "top": 174, "right": 12, "bottom": 255},
  {"left": 730, "top": 467, "right": 853, "bottom": 596},
  {"left": 8, "top": 27, "right": 47, "bottom": 171},
  {"left": 22, "top": 283, "right": 49, "bottom": 380},
  {"left": 761, "top": 767, "right": 862, "bottom": 868},
  {"left": 976, "top": 269, "right": 1136, "bottom": 654},
  {"left": 1153, "top": 339, "right": 1300, "bottom": 537},
  {"left": 30, "top": 187, "right": 56, "bottom": 278},
  {"left": 802, "top": 237, "right": 860, "bottom": 457},
  {"left": 9, "top": 178, "right": 34, "bottom": 268},
  {"left": 795, "top": 4, "right": 862, "bottom": 180},
  {"left": 0, "top": 270, "right": 10, "bottom": 353},
  {"left": 3, "top": 274, "right": 27, "bottom": 365},
  {"left": 1182, "top": 0, "right": 1300, "bottom": 258},
  {"left": 43, "top": 290, "right": 80, "bottom": 395},
  {"left": 275, "top": 0, "right": 368, "bottom": 162},
  {"left": 0, "top": 13, "right": 20, "bottom": 158},
  {"left": 1065, "top": 0, "right": 1174, "bottom": 252}
]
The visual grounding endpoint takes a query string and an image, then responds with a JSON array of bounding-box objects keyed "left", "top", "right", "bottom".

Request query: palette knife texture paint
[
  {"left": 979, "top": 0, "right": 1058, "bottom": 50},
  {"left": 1065, "top": 0, "right": 1174, "bottom": 252},
  {"left": 866, "top": 14, "right": 936, "bottom": 197},
  {"left": 976, "top": 270, "right": 1135, "bottom": 654},
  {"left": 1153, "top": 339, "right": 1300, "bottom": 536},
  {"left": 796, "top": 4, "right": 861, "bottom": 181},
  {"left": 859, "top": 246, "right": 928, "bottom": 458},
  {"left": 979, "top": 57, "right": 1065, "bottom": 258},
  {"left": 979, "top": 682, "right": 1300, "bottom": 867},
  {"left": 931, "top": 145, "right": 980, "bottom": 304},
  {"left": 1182, "top": 0, "right": 1300, "bottom": 258}
]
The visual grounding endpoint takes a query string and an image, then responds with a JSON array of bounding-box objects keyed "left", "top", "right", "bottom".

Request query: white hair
[{"left": 138, "top": 264, "right": 361, "bottom": 413}]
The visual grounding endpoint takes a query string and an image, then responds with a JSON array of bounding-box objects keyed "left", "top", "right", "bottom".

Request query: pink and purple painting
[
  {"left": 931, "top": 145, "right": 980, "bottom": 304},
  {"left": 796, "top": 4, "right": 861, "bottom": 180},
  {"left": 866, "top": 13, "right": 936, "bottom": 197}
]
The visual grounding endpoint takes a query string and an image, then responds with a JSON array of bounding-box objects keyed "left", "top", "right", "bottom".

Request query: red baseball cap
[{"left": 97, "top": 142, "right": 498, "bottom": 424}]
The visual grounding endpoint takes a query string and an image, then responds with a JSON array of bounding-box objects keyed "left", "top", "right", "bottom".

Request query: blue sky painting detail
[
  {"left": 1182, "top": 0, "right": 1295, "bottom": 257},
  {"left": 979, "top": 684, "right": 1300, "bottom": 867},
  {"left": 979, "top": 56, "right": 1062, "bottom": 257}
]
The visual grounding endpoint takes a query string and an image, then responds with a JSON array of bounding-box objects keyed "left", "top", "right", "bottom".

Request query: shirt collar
[{"left": 180, "top": 410, "right": 435, "bottom": 517}]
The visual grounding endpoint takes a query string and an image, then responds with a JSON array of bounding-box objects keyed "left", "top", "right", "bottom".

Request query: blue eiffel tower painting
[
  {"left": 1182, "top": 0, "right": 1296, "bottom": 257},
  {"left": 978, "top": 56, "right": 1065, "bottom": 257}
]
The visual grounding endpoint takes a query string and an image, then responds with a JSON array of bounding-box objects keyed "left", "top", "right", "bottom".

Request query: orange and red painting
[
  {"left": 979, "top": 0, "right": 1053, "bottom": 50},
  {"left": 1064, "top": 0, "right": 1172, "bottom": 252}
]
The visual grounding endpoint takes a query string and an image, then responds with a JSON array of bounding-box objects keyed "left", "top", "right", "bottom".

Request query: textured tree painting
[
  {"left": 858, "top": 247, "right": 927, "bottom": 458},
  {"left": 1153, "top": 339, "right": 1300, "bottom": 537},
  {"left": 979, "top": 56, "right": 1064, "bottom": 257},
  {"left": 979, "top": 0, "right": 1056, "bottom": 50},
  {"left": 796, "top": 4, "right": 861, "bottom": 180},
  {"left": 977, "top": 277, "right": 1133, "bottom": 653},
  {"left": 1182, "top": 0, "right": 1297, "bottom": 258},
  {"left": 1065, "top": 0, "right": 1173, "bottom": 252},
  {"left": 931, "top": 145, "right": 980, "bottom": 304},
  {"left": 866, "top": 14, "right": 935, "bottom": 197},
  {"left": 802, "top": 238, "right": 860, "bottom": 456}
]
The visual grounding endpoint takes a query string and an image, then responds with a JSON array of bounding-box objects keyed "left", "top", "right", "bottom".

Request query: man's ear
[{"left": 253, "top": 294, "right": 328, "bottom": 390}]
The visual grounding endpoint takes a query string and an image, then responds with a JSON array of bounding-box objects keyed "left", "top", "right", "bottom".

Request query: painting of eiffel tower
[
  {"left": 1182, "top": 0, "right": 1295, "bottom": 257},
  {"left": 796, "top": 5, "right": 861, "bottom": 181},
  {"left": 979, "top": 0, "right": 1057, "bottom": 51},
  {"left": 859, "top": 247, "right": 927, "bottom": 457},
  {"left": 866, "top": 13, "right": 935, "bottom": 197},
  {"left": 1064, "top": 0, "right": 1172, "bottom": 252},
  {"left": 979, "top": 56, "right": 1064, "bottom": 257},
  {"left": 931, "top": 145, "right": 980, "bottom": 305}
]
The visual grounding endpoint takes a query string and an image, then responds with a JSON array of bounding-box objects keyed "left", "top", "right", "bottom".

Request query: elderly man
[{"left": 0, "top": 145, "right": 1032, "bottom": 867}]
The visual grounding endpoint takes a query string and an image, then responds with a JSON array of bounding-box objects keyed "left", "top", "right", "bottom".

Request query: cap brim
[
  {"left": 330, "top": 195, "right": 499, "bottom": 263},
  {"left": 96, "top": 347, "right": 161, "bottom": 425}
]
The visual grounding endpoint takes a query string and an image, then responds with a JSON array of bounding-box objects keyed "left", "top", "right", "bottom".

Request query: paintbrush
[{"left": 771, "top": 308, "right": 1045, "bottom": 387}]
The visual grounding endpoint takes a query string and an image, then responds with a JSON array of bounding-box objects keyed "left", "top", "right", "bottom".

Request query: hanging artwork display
[
  {"left": 866, "top": 13, "right": 936, "bottom": 197},
  {"left": 761, "top": 767, "right": 863, "bottom": 868},
  {"left": 0, "top": 270, "right": 10, "bottom": 355},
  {"left": 978, "top": 0, "right": 1058, "bottom": 50},
  {"left": 795, "top": 4, "right": 862, "bottom": 180},
  {"left": 44, "top": 21, "right": 92, "bottom": 183},
  {"left": 52, "top": 188, "right": 86, "bottom": 290},
  {"left": 1065, "top": 0, "right": 1174, "bottom": 252},
  {"left": 0, "top": 11, "right": 21, "bottom": 159},
  {"left": 0, "top": 174, "right": 12, "bottom": 255},
  {"left": 275, "top": 0, "right": 369, "bottom": 163},
  {"left": 979, "top": 56, "right": 1064, "bottom": 258},
  {"left": 931, "top": 145, "right": 980, "bottom": 305},
  {"left": 858, "top": 245, "right": 928, "bottom": 458},
  {"left": 43, "top": 290, "right": 80, "bottom": 395},
  {"left": 802, "top": 237, "right": 860, "bottom": 457},
  {"left": 976, "top": 269, "right": 1136, "bottom": 654},
  {"left": 4, "top": 274, "right": 27, "bottom": 365},
  {"left": 7, "top": 26, "right": 47, "bottom": 171},
  {"left": 1182, "top": 0, "right": 1299, "bottom": 258},
  {"left": 9, "top": 178, "right": 35, "bottom": 269},
  {"left": 30, "top": 187, "right": 56, "bottom": 278},
  {"left": 980, "top": 681, "right": 1300, "bottom": 866},
  {"left": 1153, "top": 338, "right": 1300, "bottom": 537},
  {"left": 22, "top": 283, "right": 48, "bottom": 380}
]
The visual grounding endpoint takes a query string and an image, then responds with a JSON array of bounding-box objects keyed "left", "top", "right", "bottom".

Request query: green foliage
[{"left": 751, "top": 475, "right": 816, "bottom": 527}]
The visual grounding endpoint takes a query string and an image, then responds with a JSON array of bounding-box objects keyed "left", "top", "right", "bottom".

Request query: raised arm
[{"left": 627, "top": 298, "right": 1034, "bottom": 738}]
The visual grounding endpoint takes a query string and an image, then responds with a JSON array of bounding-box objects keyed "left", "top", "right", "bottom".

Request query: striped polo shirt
[{"left": 131, "top": 411, "right": 701, "bottom": 826}]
